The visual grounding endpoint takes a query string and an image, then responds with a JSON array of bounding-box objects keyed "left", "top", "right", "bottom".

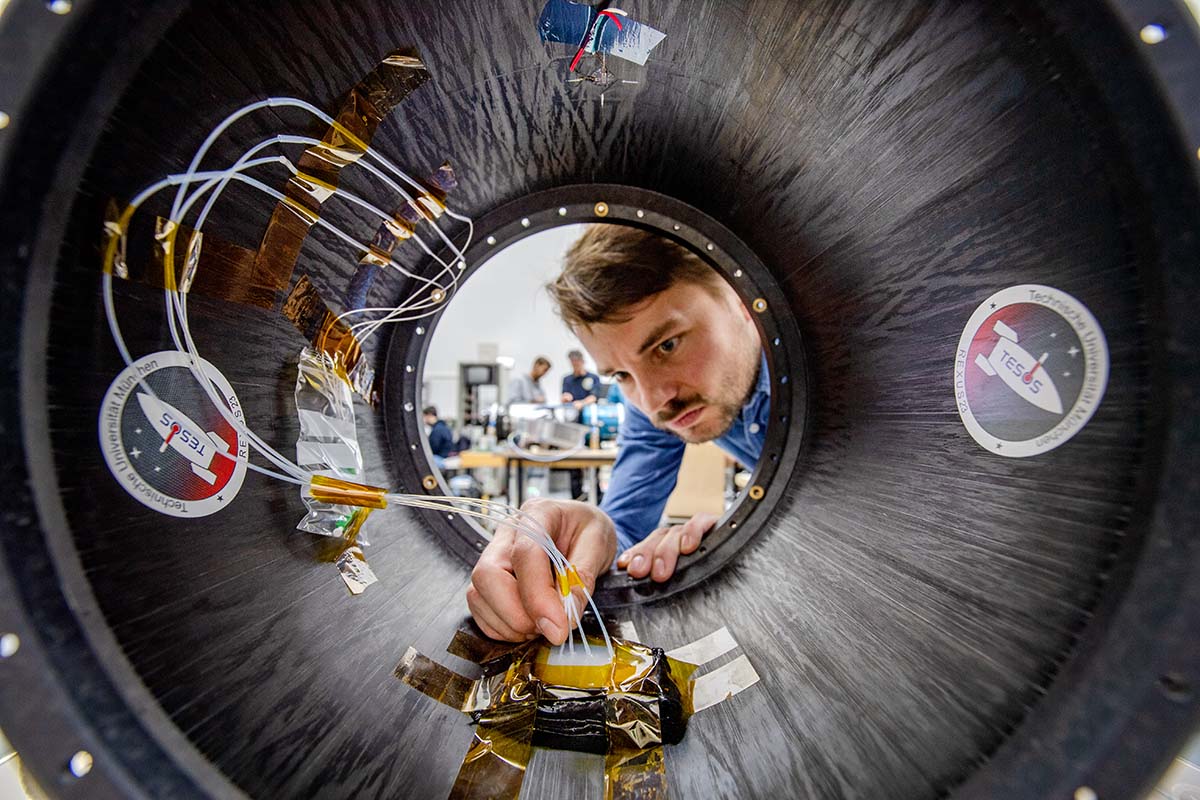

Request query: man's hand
[
  {"left": 615, "top": 513, "right": 718, "bottom": 582},
  {"left": 468, "top": 499, "right": 617, "bottom": 644},
  {"left": 561, "top": 392, "right": 574, "bottom": 403}
]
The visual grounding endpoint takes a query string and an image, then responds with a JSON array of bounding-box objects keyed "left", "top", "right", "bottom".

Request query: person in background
[
  {"left": 423, "top": 406, "right": 454, "bottom": 467},
  {"left": 560, "top": 348, "right": 601, "bottom": 500},
  {"left": 560, "top": 349, "right": 601, "bottom": 410},
  {"left": 508, "top": 356, "right": 551, "bottom": 405}
]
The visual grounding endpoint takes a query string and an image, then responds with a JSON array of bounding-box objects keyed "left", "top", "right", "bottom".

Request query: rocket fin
[
  {"left": 992, "top": 319, "right": 1019, "bottom": 342},
  {"left": 190, "top": 463, "right": 218, "bottom": 485},
  {"left": 974, "top": 353, "right": 997, "bottom": 376}
]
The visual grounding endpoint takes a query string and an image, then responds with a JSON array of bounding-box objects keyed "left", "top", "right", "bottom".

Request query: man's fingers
[
  {"left": 679, "top": 512, "right": 719, "bottom": 554},
  {"left": 651, "top": 525, "right": 688, "bottom": 582},
  {"left": 470, "top": 555, "right": 538, "bottom": 636},
  {"left": 619, "top": 528, "right": 665, "bottom": 578},
  {"left": 466, "top": 585, "right": 527, "bottom": 642},
  {"left": 510, "top": 534, "right": 570, "bottom": 646}
]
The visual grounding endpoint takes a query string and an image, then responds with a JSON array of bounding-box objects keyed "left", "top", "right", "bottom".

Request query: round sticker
[
  {"left": 954, "top": 285, "right": 1108, "bottom": 457},
  {"left": 98, "top": 351, "right": 248, "bottom": 516},
  {"left": 582, "top": 376, "right": 594, "bottom": 391}
]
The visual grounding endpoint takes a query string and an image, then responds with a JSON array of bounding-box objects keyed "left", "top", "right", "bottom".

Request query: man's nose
[{"left": 640, "top": 378, "right": 678, "bottom": 415}]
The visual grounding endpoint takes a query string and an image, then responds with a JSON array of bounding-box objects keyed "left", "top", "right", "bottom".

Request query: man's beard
[{"left": 651, "top": 357, "right": 760, "bottom": 444}]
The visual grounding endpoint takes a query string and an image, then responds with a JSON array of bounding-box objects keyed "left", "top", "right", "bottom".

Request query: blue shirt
[
  {"left": 427, "top": 420, "right": 455, "bottom": 457},
  {"left": 600, "top": 353, "right": 770, "bottom": 551},
  {"left": 562, "top": 371, "right": 601, "bottom": 401}
]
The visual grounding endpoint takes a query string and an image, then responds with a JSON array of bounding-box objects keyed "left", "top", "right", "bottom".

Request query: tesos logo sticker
[
  {"left": 954, "top": 285, "right": 1109, "bottom": 457},
  {"left": 98, "top": 351, "right": 248, "bottom": 516}
]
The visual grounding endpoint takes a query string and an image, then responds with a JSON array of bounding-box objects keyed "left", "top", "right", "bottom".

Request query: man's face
[
  {"left": 423, "top": 413, "right": 436, "bottom": 426},
  {"left": 531, "top": 362, "right": 549, "bottom": 381},
  {"left": 569, "top": 355, "right": 585, "bottom": 374},
  {"left": 578, "top": 279, "right": 761, "bottom": 444}
]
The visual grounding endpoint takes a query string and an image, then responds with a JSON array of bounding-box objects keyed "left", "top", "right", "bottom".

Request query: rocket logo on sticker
[
  {"left": 954, "top": 285, "right": 1109, "bottom": 457},
  {"left": 98, "top": 351, "right": 248, "bottom": 516}
]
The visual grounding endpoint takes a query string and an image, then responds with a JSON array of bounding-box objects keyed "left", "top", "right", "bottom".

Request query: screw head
[{"left": 594, "top": 202, "right": 609, "bottom": 217}]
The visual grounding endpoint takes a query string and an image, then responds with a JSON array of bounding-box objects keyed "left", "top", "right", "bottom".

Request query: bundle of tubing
[
  {"left": 506, "top": 431, "right": 587, "bottom": 463},
  {"left": 99, "top": 97, "right": 612, "bottom": 660}
]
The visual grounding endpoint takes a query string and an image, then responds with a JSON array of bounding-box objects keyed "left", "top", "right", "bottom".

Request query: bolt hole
[
  {"left": 769, "top": 453, "right": 778, "bottom": 462},
  {"left": 1159, "top": 672, "right": 1192, "bottom": 701},
  {"left": 68, "top": 750, "right": 92, "bottom": 778},
  {"left": 1139, "top": 23, "right": 1167, "bottom": 44},
  {"left": 0, "top": 633, "right": 19, "bottom": 658}
]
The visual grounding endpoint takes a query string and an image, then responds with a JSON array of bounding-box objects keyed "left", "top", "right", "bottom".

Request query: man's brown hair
[{"left": 548, "top": 224, "right": 724, "bottom": 329}]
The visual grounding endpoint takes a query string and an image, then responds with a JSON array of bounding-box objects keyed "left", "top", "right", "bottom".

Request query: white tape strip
[
  {"left": 297, "top": 408, "right": 358, "bottom": 441},
  {"left": 666, "top": 626, "right": 738, "bottom": 665},
  {"left": 296, "top": 440, "right": 362, "bottom": 471},
  {"left": 616, "top": 620, "right": 640, "bottom": 642},
  {"left": 690, "top": 655, "right": 760, "bottom": 713}
]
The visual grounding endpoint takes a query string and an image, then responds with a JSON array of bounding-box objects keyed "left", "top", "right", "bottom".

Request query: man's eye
[
  {"left": 658, "top": 337, "right": 679, "bottom": 354},
  {"left": 612, "top": 372, "right": 629, "bottom": 383}
]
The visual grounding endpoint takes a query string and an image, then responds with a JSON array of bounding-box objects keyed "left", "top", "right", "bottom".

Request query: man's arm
[
  {"left": 468, "top": 499, "right": 616, "bottom": 643},
  {"left": 599, "top": 402, "right": 685, "bottom": 550}
]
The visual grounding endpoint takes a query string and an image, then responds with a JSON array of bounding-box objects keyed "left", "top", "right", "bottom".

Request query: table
[{"left": 457, "top": 447, "right": 619, "bottom": 505}]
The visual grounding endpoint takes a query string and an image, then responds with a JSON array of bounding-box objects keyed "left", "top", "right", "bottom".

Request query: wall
[{"left": 421, "top": 224, "right": 600, "bottom": 428}]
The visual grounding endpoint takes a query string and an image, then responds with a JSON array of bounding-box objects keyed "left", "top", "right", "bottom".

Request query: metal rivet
[
  {"left": 410, "top": 444, "right": 418, "bottom": 450},
  {"left": 447, "top": 513, "right": 455, "bottom": 520},
  {"left": 558, "top": 207, "right": 567, "bottom": 216},
  {"left": 594, "top": 202, "right": 609, "bottom": 217},
  {"left": 422, "top": 475, "right": 437, "bottom": 490},
  {"left": 734, "top": 269, "right": 743, "bottom": 277},
  {"left": 752, "top": 298, "right": 767, "bottom": 313},
  {"left": 521, "top": 217, "right": 530, "bottom": 228},
  {"left": 706, "top": 243, "right": 714, "bottom": 251},
  {"left": 68, "top": 751, "right": 93, "bottom": 778},
  {"left": 1158, "top": 672, "right": 1192, "bottom": 701},
  {"left": 749, "top": 485, "right": 765, "bottom": 501},
  {"left": 773, "top": 337, "right": 781, "bottom": 346},
  {"left": 1139, "top": 24, "right": 1167, "bottom": 44},
  {"left": 0, "top": 633, "right": 19, "bottom": 658},
  {"left": 416, "top": 326, "right": 425, "bottom": 335},
  {"left": 672, "top": 224, "right": 681, "bottom": 231},
  {"left": 404, "top": 402, "right": 414, "bottom": 412},
  {"left": 457, "top": 260, "right": 466, "bottom": 271},
  {"left": 0, "top": 112, "right": 10, "bottom": 130},
  {"left": 431, "top": 288, "right": 445, "bottom": 303},
  {"left": 730, "top": 522, "right": 738, "bottom": 529},
  {"left": 405, "top": 365, "right": 414, "bottom": 373},
  {"left": 486, "top": 235, "right": 497, "bottom": 245},
  {"left": 1074, "top": 788, "right": 1098, "bottom": 800},
  {"left": 46, "top": 0, "right": 72, "bottom": 14},
  {"left": 636, "top": 209, "right": 645, "bottom": 218}
]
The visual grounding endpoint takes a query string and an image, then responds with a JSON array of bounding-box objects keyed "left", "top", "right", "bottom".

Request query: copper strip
[
  {"left": 605, "top": 746, "right": 668, "bottom": 800},
  {"left": 249, "top": 52, "right": 430, "bottom": 301},
  {"left": 394, "top": 647, "right": 474, "bottom": 711},
  {"left": 282, "top": 275, "right": 364, "bottom": 376},
  {"left": 308, "top": 474, "right": 388, "bottom": 510},
  {"left": 446, "top": 628, "right": 524, "bottom": 666},
  {"left": 448, "top": 703, "right": 537, "bottom": 800}
]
